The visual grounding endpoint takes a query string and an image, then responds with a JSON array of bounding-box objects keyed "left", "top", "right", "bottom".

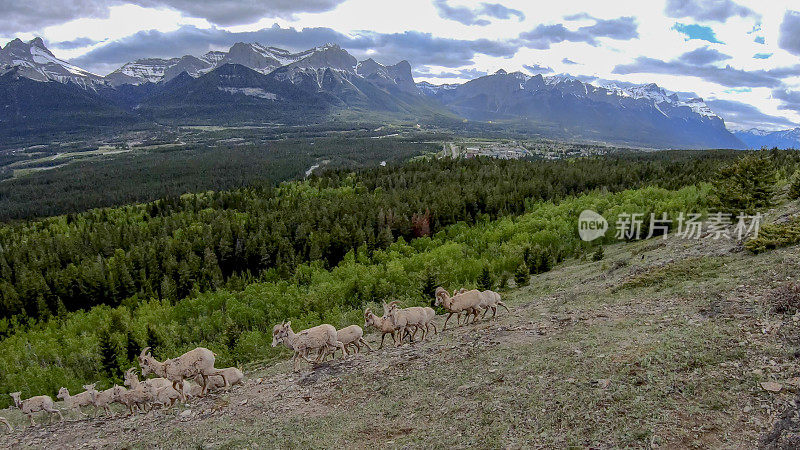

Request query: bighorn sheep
[
  {"left": 334, "top": 325, "right": 373, "bottom": 355},
  {"left": 86, "top": 385, "right": 115, "bottom": 418},
  {"left": 434, "top": 287, "right": 483, "bottom": 330},
  {"left": 0, "top": 416, "right": 10, "bottom": 432},
  {"left": 193, "top": 367, "right": 244, "bottom": 391},
  {"left": 9, "top": 392, "right": 64, "bottom": 426},
  {"left": 124, "top": 367, "right": 178, "bottom": 409},
  {"left": 271, "top": 321, "right": 344, "bottom": 371},
  {"left": 111, "top": 385, "right": 147, "bottom": 415},
  {"left": 138, "top": 347, "right": 227, "bottom": 399},
  {"left": 364, "top": 308, "right": 405, "bottom": 348},
  {"left": 56, "top": 384, "right": 96, "bottom": 417},
  {"left": 477, "top": 290, "right": 510, "bottom": 319},
  {"left": 385, "top": 301, "right": 437, "bottom": 341}
]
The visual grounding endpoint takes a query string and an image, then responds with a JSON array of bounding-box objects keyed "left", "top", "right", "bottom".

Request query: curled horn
[
  {"left": 387, "top": 301, "right": 400, "bottom": 308},
  {"left": 140, "top": 346, "right": 151, "bottom": 358}
]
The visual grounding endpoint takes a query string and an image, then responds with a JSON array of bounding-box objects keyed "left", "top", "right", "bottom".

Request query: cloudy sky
[{"left": 2, "top": 0, "right": 800, "bottom": 130}]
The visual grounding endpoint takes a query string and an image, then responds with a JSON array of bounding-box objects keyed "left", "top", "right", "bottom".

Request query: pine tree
[
  {"left": 514, "top": 262, "right": 529, "bottom": 286},
  {"left": 146, "top": 325, "right": 162, "bottom": 359},
  {"left": 421, "top": 269, "right": 438, "bottom": 300},
  {"left": 125, "top": 329, "right": 141, "bottom": 363},
  {"left": 477, "top": 266, "right": 494, "bottom": 290},
  {"left": 790, "top": 170, "right": 800, "bottom": 200},
  {"left": 98, "top": 329, "right": 120, "bottom": 380}
]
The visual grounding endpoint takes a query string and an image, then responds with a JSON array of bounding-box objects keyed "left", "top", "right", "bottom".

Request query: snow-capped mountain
[
  {"left": 733, "top": 127, "right": 800, "bottom": 149},
  {"left": 0, "top": 37, "right": 104, "bottom": 89},
  {"left": 418, "top": 70, "right": 742, "bottom": 149},
  {"left": 104, "top": 42, "right": 326, "bottom": 86}
]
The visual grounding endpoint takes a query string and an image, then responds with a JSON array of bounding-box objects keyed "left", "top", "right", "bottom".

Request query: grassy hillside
[{"left": 2, "top": 194, "right": 799, "bottom": 447}]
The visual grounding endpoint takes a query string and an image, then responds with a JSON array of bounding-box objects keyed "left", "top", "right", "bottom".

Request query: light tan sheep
[
  {"left": 434, "top": 287, "right": 483, "bottom": 330},
  {"left": 146, "top": 383, "right": 182, "bottom": 409},
  {"left": 335, "top": 324, "right": 373, "bottom": 355},
  {"left": 477, "top": 290, "right": 510, "bottom": 319},
  {"left": 364, "top": 308, "right": 404, "bottom": 348},
  {"left": 194, "top": 367, "right": 244, "bottom": 391},
  {"left": 56, "top": 384, "right": 96, "bottom": 417},
  {"left": 385, "top": 301, "right": 437, "bottom": 341},
  {"left": 271, "top": 321, "right": 345, "bottom": 371},
  {"left": 124, "top": 368, "right": 178, "bottom": 409},
  {"left": 86, "top": 385, "right": 115, "bottom": 418},
  {"left": 0, "top": 416, "right": 10, "bottom": 433},
  {"left": 138, "top": 347, "right": 227, "bottom": 399},
  {"left": 111, "top": 385, "right": 147, "bottom": 415},
  {"left": 9, "top": 392, "right": 63, "bottom": 426}
]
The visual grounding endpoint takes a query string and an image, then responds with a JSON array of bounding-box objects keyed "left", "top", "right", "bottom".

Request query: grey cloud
[
  {"left": 773, "top": 88, "right": 800, "bottom": 112},
  {"left": 519, "top": 16, "right": 638, "bottom": 49},
  {"left": 779, "top": 11, "right": 800, "bottom": 56},
  {"left": 522, "top": 63, "right": 553, "bottom": 74},
  {"left": 677, "top": 46, "right": 731, "bottom": 65},
  {"left": 664, "top": 0, "right": 758, "bottom": 22},
  {"left": 433, "top": 0, "right": 524, "bottom": 26},
  {"left": 705, "top": 99, "right": 796, "bottom": 129},
  {"left": 51, "top": 37, "right": 105, "bottom": 50},
  {"left": 0, "top": 0, "right": 112, "bottom": 35},
  {"left": 130, "top": 0, "right": 347, "bottom": 25},
  {"left": 414, "top": 67, "right": 488, "bottom": 79},
  {"left": 612, "top": 56, "right": 800, "bottom": 88},
  {"left": 0, "top": 0, "right": 347, "bottom": 34},
  {"left": 70, "top": 24, "right": 519, "bottom": 74}
]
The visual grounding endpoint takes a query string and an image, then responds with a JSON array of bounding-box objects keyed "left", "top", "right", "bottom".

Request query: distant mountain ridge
[
  {"left": 418, "top": 70, "right": 743, "bottom": 149},
  {"left": 733, "top": 127, "right": 800, "bottom": 149},
  {"left": 0, "top": 37, "right": 750, "bottom": 149}
]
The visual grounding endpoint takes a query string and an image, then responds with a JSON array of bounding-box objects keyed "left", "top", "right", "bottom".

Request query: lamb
[
  {"left": 138, "top": 347, "right": 227, "bottom": 400},
  {"left": 56, "top": 384, "right": 96, "bottom": 417},
  {"left": 434, "top": 287, "right": 483, "bottom": 330},
  {"left": 194, "top": 367, "right": 244, "bottom": 391},
  {"left": 364, "top": 308, "right": 404, "bottom": 348},
  {"left": 335, "top": 324, "right": 373, "bottom": 355},
  {"left": 271, "top": 321, "right": 345, "bottom": 371},
  {"left": 124, "top": 367, "right": 178, "bottom": 409},
  {"left": 86, "top": 385, "right": 115, "bottom": 418},
  {"left": 9, "top": 392, "right": 63, "bottom": 426},
  {"left": 111, "top": 385, "right": 147, "bottom": 415},
  {"left": 0, "top": 416, "right": 10, "bottom": 432},
  {"left": 476, "top": 290, "right": 510, "bottom": 320},
  {"left": 385, "top": 301, "right": 437, "bottom": 341}
]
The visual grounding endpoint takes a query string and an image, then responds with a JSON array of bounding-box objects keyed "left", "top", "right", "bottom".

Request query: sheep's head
[
  {"left": 123, "top": 368, "right": 137, "bottom": 387},
  {"left": 57, "top": 387, "right": 68, "bottom": 400},
  {"left": 139, "top": 347, "right": 161, "bottom": 376},
  {"left": 433, "top": 287, "right": 449, "bottom": 306},
  {"left": 111, "top": 385, "right": 125, "bottom": 401},
  {"left": 364, "top": 309, "right": 377, "bottom": 327},
  {"left": 272, "top": 321, "right": 290, "bottom": 347},
  {"left": 386, "top": 301, "right": 400, "bottom": 314},
  {"left": 82, "top": 383, "right": 96, "bottom": 392},
  {"left": 9, "top": 392, "right": 21, "bottom": 407}
]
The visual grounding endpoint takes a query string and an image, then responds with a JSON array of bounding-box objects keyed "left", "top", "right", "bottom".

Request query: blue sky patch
[
  {"left": 754, "top": 53, "right": 772, "bottom": 59},
  {"left": 754, "top": 36, "right": 765, "bottom": 44},
  {"left": 724, "top": 87, "right": 753, "bottom": 94},
  {"left": 672, "top": 23, "right": 723, "bottom": 44}
]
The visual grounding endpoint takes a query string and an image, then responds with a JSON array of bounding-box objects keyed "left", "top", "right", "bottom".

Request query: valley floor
[{"left": 2, "top": 203, "right": 800, "bottom": 448}]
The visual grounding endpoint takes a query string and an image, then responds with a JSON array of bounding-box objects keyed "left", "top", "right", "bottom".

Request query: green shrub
[
  {"left": 477, "top": 267, "right": 494, "bottom": 291},
  {"left": 592, "top": 246, "right": 605, "bottom": 261},
  {"left": 789, "top": 170, "right": 800, "bottom": 200},
  {"left": 744, "top": 217, "right": 800, "bottom": 254}
]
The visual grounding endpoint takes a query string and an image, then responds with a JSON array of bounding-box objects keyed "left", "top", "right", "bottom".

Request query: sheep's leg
[
  {"left": 360, "top": 338, "right": 373, "bottom": 351},
  {"left": 498, "top": 301, "right": 510, "bottom": 314},
  {"left": 443, "top": 312, "right": 454, "bottom": 330},
  {"left": 29, "top": 413, "right": 35, "bottom": 426},
  {"left": 429, "top": 322, "right": 438, "bottom": 335},
  {"left": 481, "top": 307, "right": 489, "bottom": 320},
  {"left": 379, "top": 333, "right": 387, "bottom": 349},
  {"left": 48, "top": 407, "right": 64, "bottom": 422},
  {"left": 492, "top": 306, "right": 498, "bottom": 318}
]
